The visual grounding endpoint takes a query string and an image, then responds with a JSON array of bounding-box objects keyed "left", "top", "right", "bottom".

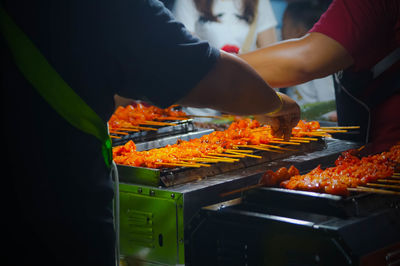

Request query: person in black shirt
[{"left": 2, "top": 1, "right": 299, "bottom": 265}]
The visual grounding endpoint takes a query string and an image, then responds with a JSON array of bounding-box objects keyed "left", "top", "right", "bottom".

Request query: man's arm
[
  {"left": 240, "top": 32, "right": 354, "bottom": 88},
  {"left": 179, "top": 51, "right": 300, "bottom": 139},
  {"left": 178, "top": 51, "right": 284, "bottom": 115}
]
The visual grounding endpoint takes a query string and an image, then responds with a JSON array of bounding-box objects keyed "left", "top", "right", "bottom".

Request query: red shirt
[
  {"left": 310, "top": 0, "right": 400, "bottom": 71},
  {"left": 310, "top": 0, "right": 400, "bottom": 154}
]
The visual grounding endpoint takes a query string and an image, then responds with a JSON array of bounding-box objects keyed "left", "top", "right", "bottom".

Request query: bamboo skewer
[
  {"left": 299, "top": 131, "right": 331, "bottom": 137},
  {"left": 141, "top": 120, "right": 177, "bottom": 126},
  {"left": 348, "top": 187, "right": 400, "bottom": 195},
  {"left": 320, "top": 126, "right": 360, "bottom": 129},
  {"left": 183, "top": 158, "right": 221, "bottom": 163},
  {"left": 109, "top": 130, "right": 130, "bottom": 135},
  {"left": 225, "top": 151, "right": 263, "bottom": 159},
  {"left": 316, "top": 129, "right": 348, "bottom": 133},
  {"left": 268, "top": 140, "right": 301, "bottom": 145},
  {"left": 207, "top": 152, "right": 246, "bottom": 158},
  {"left": 235, "top": 145, "right": 284, "bottom": 153},
  {"left": 225, "top": 149, "right": 254, "bottom": 153},
  {"left": 110, "top": 135, "right": 121, "bottom": 139},
  {"left": 259, "top": 144, "right": 297, "bottom": 151},
  {"left": 220, "top": 183, "right": 264, "bottom": 197},
  {"left": 112, "top": 128, "right": 140, "bottom": 132},
  {"left": 376, "top": 179, "right": 400, "bottom": 184},
  {"left": 170, "top": 161, "right": 211, "bottom": 167},
  {"left": 114, "top": 125, "right": 158, "bottom": 131},
  {"left": 272, "top": 138, "right": 309, "bottom": 143},
  {"left": 202, "top": 155, "right": 239, "bottom": 162},
  {"left": 289, "top": 139, "right": 310, "bottom": 143},
  {"left": 366, "top": 183, "right": 400, "bottom": 190},
  {"left": 389, "top": 176, "right": 400, "bottom": 180},
  {"left": 155, "top": 162, "right": 204, "bottom": 168},
  {"left": 291, "top": 137, "right": 319, "bottom": 141}
]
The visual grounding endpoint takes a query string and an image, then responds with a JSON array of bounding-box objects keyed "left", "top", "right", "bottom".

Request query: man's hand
[{"left": 254, "top": 93, "right": 300, "bottom": 140}]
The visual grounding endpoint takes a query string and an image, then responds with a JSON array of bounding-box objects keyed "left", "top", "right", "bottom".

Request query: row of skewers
[
  {"left": 113, "top": 118, "right": 357, "bottom": 169},
  {"left": 108, "top": 103, "right": 357, "bottom": 139},
  {"left": 257, "top": 143, "right": 400, "bottom": 196},
  {"left": 108, "top": 104, "right": 188, "bottom": 137}
]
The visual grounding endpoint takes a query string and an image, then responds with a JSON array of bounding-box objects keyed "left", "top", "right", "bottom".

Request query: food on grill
[
  {"left": 259, "top": 165, "right": 299, "bottom": 186},
  {"left": 113, "top": 119, "right": 327, "bottom": 169},
  {"left": 261, "top": 143, "right": 400, "bottom": 196},
  {"left": 108, "top": 103, "right": 187, "bottom": 130}
]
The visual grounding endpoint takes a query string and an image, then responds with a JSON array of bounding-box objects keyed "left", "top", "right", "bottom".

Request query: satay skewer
[
  {"left": 259, "top": 144, "right": 297, "bottom": 151},
  {"left": 202, "top": 155, "right": 239, "bottom": 162},
  {"left": 114, "top": 125, "right": 158, "bottom": 131},
  {"left": 207, "top": 152, "right": 246, "bottom": 158},
  {"left": 220, "top": 183, "right": 264, "bottom": 197},
  {"left": 234, "top": 145, "right": 284, "bottom": 153},
  {"left": 299, "top": 132, "right": 331, "bottom": 137},
  {"left": 272, "top": 138, "right": 309, "bottom": 143},
  {"left": 291, "top": 137, "right": 319, "bottom": 141},
  {"left": 225, "top": 149, "right": 254, "bottom": 153},
  {"left": 109, "top": 130, "right": 130, "bottom": 135},
  {"left": 376, "top": 179, "right": 400, "bottom": 184},
  {"left": 225, "top": 151, "right": 262, "bottom": 159},
  {"left": 268, "top": 140, "right": 301, "bottom": 145},
  {"left": 348, "top": 187, "right": 400, "bottom": 195},
  {"left": 366, "top": 183, "right": 400, "bottom": 190},
  {"left": 315, "top": 129, "right": 348, "bottom": 133},
  {"left": 320, "top": 126, "right": 360, "bottom": 129},
  {"left": 111, "top": 128, "right": 140, "bottom": 132},
  {"left": 141, "top": 121, "right": 177, "bottom": 126},
  {"left": 182, "top": 158, "right": 221, "bottom": 163},
  {"left": 155, "top": 162, "right": 205, "bottom": 168}
]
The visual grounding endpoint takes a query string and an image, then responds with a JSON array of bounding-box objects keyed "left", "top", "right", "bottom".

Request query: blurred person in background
[
  {"left": 173, "top": 0, "right": 278, "bottom": 53},
  {"left": 281, "top": 0, "right": 337, "bottom": 121},
  {"left": 173, "top": 0, "right": 279, "bottom": 122}
]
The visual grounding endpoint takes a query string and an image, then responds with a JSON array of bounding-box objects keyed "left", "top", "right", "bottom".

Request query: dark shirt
[
  {"left": 309, "top": 0, "right": 400, "bottom": 153},
  {"left": 2, "top": 0, "right": 218, "bottom": 265}
]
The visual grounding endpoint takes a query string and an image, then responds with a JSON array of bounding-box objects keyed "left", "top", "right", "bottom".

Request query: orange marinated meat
[
  {"left": 274, "top": 143, "right": 400, "bottom": 196},
  {"left": 112, "top": 119, "right": 329, "bottom": 169}
]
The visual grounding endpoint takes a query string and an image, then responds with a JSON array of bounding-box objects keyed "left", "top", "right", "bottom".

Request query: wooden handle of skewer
[
  {"left": 220, "top": 183, "right": 264, "bottom": 197},
  {"left": 348, "top": 186, "right": 400, "bottom": 195}
]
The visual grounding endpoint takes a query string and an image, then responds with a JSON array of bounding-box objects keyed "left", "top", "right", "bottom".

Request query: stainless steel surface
[
  {"left": 165, "top": 138, "right": 360, "bottom": 194},
  {"left": 112, "top": 119, "right": 201, "bottom": 147},
  {"left": 118, "top": 136, "right": 347, "bottom": 188},
  {"left": 156, "top": 138, "right": 360, "bottom": 224}
]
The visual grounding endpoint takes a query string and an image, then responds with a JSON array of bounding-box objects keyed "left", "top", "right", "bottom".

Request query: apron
[{"left": 333, "top": 48, "right": 400, "bottom": 153}]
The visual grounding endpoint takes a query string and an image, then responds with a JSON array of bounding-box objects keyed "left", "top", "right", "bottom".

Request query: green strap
[{"left": 0, "top": 5, "right": 112, "bottom": 168}]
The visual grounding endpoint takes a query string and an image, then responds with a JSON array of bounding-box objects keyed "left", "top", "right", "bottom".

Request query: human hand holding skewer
[{"left": 254, "top": 93, "right": 300, "bottom": 140}]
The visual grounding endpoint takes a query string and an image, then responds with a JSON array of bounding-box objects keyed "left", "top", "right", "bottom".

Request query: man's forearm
[{"left": 240, "top": 33, "right": 354, "bottom": 88}]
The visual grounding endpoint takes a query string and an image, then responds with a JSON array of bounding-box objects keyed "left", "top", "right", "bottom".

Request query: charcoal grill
[
  {"left": 187, "top": 186, "right": 400, "bottom": 266},
  {"left": 117, "top": 138, "right": 367, "bottom": 265}
]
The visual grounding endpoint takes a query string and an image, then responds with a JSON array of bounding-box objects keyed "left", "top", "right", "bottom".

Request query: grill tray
[
  {"left": 111, "top": 119, "right": 197, "bottom": 146},
  {"left": 242, "top": 187, "right": 400, "bottom": 218},
  {"left": 117, "top": 138, "right": 327, "bottom": 187}
]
